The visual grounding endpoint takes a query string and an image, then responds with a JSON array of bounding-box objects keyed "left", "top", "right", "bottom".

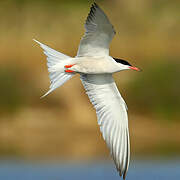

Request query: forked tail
[{"left": 33, "top": 39, "right": 75, "bottom": 97}]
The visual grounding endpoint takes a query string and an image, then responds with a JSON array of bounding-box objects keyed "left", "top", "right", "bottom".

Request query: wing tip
[
  {"left": 118, "top": 168, "right": 127, "bottom": 180},
  {"left": 115, "top": 128, "right": 130, "bottom": 180},
  {"left": 88, "top": 2, "right": 98, "bottom": 18},
  {"left": 93, "top": 2, "right": 98, "bottom": 8},
  {"left": 86, "top": 2, "right": 103, "bottom": 26},
  {"left": 91, "top": 2, "right": 100, "bottom": 11},
  {"left": 122, "top": 128, "right": 130, "bottom": 180}
]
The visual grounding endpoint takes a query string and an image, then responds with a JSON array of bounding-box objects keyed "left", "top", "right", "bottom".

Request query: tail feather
[{"left": 33, "top": 39, "right": 75, "bottom": 97}]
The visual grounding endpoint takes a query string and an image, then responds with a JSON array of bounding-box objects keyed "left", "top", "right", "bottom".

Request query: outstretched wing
[
  {"left": 80, "top": 74, "right": 130, "bottom": 179},
  {"left": 77, "top": 3, "right": 116, "bottom": 57}
]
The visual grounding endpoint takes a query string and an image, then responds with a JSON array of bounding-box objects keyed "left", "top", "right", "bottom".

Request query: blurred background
[{"left": 0, "top": 0, "right": 180, "bottom": 179}]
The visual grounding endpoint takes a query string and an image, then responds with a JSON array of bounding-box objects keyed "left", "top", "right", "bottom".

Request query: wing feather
[
  {"left": 80, "top": 74, "right": 130, "bottom": 179},
  {"left": 77, "top": 3, "right": 116, "bottom": 57}
]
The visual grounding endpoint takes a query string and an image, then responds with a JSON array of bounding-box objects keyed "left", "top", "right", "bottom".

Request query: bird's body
[
  {"left": 34, "top": 3, "right": 140, "bottom": 179},
  {"left": 50, "top": 56, "right": 121, "bottom": 74}
]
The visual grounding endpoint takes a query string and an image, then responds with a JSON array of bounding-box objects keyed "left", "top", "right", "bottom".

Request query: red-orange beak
[{"left": 129, "top": 66, "right": 141, "bottom": 71}]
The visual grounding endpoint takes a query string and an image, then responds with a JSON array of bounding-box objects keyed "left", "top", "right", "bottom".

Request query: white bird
[{"left": 34, "top": 3, "right": 140, "bottom": 179}]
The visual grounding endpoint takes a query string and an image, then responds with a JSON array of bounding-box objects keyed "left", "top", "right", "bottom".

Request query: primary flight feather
[{"left": 34, "top": 3, "right": 140, "bottom": 179}]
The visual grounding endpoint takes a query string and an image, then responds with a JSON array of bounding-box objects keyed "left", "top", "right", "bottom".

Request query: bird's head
[{"left": 113, "top": 58, "right": 141, "bottom": 72}]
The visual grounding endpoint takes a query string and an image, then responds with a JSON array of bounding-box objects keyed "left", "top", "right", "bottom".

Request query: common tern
[{"left": 34, "top": 3, "right": 140, "bottom": 179}]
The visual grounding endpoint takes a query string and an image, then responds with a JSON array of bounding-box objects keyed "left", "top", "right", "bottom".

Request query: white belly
[{"left": 71, "top": 57, "right": 118, "bottom": 74}]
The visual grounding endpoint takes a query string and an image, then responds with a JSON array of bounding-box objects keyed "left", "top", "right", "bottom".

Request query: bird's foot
[
  {"left": 64, "top": 64, "right": 75, "bottom": 73},
  {"left": 64, "top": 64, "right": 75, "bottom": 68},
  {"left": 65, "top": 69, "right": 75, "bottom": 73}
]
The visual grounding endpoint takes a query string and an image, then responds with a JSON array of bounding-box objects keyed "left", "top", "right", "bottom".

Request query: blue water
[{"left": 0, "top": 159, "right": 179, "bottom": 180}]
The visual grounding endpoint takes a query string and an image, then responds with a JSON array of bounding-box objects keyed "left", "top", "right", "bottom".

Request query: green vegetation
[
  {"left": 0, "top": 66, "right": 27, "bottom": 114},
  {"left": 127, "top": 60, "right": 180, "bottom": 120}
]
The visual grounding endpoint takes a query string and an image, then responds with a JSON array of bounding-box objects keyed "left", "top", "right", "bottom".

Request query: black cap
[{"left": 113, "top": 58, "right": 131, "bottom": 66}]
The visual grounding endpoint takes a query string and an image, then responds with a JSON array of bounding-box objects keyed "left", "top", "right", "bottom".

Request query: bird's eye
[{"left": 113, "top": 58, "right": 131, "bottom": 66}]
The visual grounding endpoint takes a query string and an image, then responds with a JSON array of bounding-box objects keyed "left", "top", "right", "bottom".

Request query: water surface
[{"left": 0, "top": 159, "right": 179, "bottom": 180}]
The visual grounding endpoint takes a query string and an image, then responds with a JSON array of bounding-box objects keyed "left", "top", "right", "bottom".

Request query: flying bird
[{"left": 34, "top": 3, "right": 140, "bottom": 179}]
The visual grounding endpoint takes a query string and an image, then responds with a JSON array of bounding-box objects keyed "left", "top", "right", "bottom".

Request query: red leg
[
  {"left": 65, "top": 64, "right": 75, "bottom": 68},
  {"left": 65, "top": 69, "right": 75, "bottom": 73}
]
